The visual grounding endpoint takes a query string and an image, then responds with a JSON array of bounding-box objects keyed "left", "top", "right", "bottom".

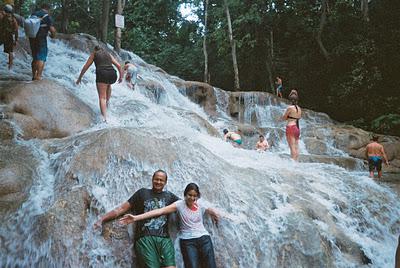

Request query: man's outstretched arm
[{"left": 94, "top": 201, "right": 131, "bottom": 229}]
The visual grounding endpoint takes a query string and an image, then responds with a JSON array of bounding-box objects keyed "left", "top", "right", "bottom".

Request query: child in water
[{"left": 124, "top": 61, "right": 138, "bottom": 90}]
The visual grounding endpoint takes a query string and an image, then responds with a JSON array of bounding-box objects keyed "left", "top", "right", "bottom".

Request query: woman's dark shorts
[
  {"left": 3, "top": 34, "right": 14, "bottom": 53},
  {"left": 96, "top": 67, "right": 117, "bottom": 84}
]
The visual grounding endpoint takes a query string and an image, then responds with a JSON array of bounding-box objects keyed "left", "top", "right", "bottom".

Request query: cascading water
[{"left": 0, "top": 36, "right": 399, "bottom": 267}]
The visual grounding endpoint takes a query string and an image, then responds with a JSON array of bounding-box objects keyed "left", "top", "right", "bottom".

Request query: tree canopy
[{"left": 12, "top": 0, "right": 400, "bottom": 135}]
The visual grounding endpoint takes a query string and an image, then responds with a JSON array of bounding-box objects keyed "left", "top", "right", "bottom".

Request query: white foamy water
[{"left": 0, "top": 37, "right": 399, "bottom": 267}]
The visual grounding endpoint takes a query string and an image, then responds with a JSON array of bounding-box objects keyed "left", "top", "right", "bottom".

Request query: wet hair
[
  {"left": 184, "top": 183, "right": 201, "bottom": 198},
  {"left": 152, "top": 169, "right": 168, "bottom": 181},
  {"left": 223, "top": 129, "right": 228, "bottom": 135},
  {"left": 41, "top": 4, "right": 51, "bottom": 10},
  {"left": 4, "top": 4, "right": 13, "bottom": 13},
  {"left": 94, "top": 45, "right": 101, "bottom": 51},
  {"left": 289, "top": 94, "right": 298, "bottom": 103},
  {"left": 125, "top": 61, "right": 130, "bottom": 65},
  {"left": 371, "top": 135, "right": 379, "bottom": 142},
  {"left": 259, "top": 135, "right": 264, "bottom": 138}
]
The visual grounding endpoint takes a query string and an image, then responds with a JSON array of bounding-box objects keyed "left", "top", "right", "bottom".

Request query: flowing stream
[{"left": 0, "top": 37, "right": 399, "bottom": 267}]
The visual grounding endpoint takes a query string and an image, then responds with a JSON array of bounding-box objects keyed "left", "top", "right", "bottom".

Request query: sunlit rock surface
[{"left": 0, "top": 80, "right": 96, "bottom": 139}]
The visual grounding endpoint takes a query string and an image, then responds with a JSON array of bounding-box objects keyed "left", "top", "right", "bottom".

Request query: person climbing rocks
[
  {"left": 76, "top": 45, "right": 123, "bottom": 122},
  {"left": 365, "top": 135, "right": 389, "bottom": 179},
  {"left": 223, "top": 129, "right": 242, "bottom": 147},
  {"left": 94, "top": 170, "right": 179, "bottom": 268},
  {"left": 282, "top": 90, "right": 301, "bottom": 160},
  {"left": 0, "top": 4, "right": 18, "bottom": 69},
  {"left": 123, "top": 61, "right": 138, "bottom": 90},
  {"left": 28, "top": 3, "right": 56, "bottom": 80},
  {"left": 275, "top": 76, "right": 283, "bottom": 98},
  {"left": 255, "top": 134, "right": 269, "bottom": 152}
]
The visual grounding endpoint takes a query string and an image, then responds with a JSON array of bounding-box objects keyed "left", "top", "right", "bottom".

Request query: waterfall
[{"left": 0, "top": 37, "right": 399, "bottom": 267}]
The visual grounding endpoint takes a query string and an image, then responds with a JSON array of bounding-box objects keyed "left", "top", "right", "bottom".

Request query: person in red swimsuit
[{"left": 282, "top": 90, "right": 302, "bottom": 160}]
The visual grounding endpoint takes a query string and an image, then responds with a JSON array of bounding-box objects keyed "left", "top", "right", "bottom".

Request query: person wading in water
[{"left": 282, "top": 90, "right": 302, "bottom": 160}]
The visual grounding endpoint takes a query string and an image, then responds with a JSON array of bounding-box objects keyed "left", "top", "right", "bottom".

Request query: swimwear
[
  {"left": 368, "top": 156, "right": 382, "bottom": 172},
  {"left": 135, "top": 236, "right": 176, "bottom": 267},
  {"left": 29, "top": 37, "right": 48, "bottom": 61},
  {"left": 233, "top": 139, "right": 242, "bottom": 145},
  {"left": 287, "top": 105, "right": 300, "bottom": 129},
  {"left": 96, "top": 66, "right": 117, "bottom": 84},
  {"left": 286, "top": 125, "right": 300, "bottom": 140}
]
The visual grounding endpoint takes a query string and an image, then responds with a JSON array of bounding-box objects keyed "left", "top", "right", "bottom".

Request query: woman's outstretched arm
[
  {"left": 76, "top": 53, "right": 95, "bottom": 84},
  {"left": 119, "top": 202, "right": 178, "bottom": 225}
]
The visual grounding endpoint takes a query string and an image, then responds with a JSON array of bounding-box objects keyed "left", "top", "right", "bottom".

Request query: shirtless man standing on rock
[{"left": 365, "top": 135, "right": 389, "bottom": 179}]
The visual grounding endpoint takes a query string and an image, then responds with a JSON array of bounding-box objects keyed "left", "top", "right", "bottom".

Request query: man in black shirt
[{"left": 94, "top": 170, "right": 179, "bottom": 268}]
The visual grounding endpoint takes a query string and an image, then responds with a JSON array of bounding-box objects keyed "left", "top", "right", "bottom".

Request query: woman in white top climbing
[{"left": 119, "top": 183, "right": 219, "bottom": 268}]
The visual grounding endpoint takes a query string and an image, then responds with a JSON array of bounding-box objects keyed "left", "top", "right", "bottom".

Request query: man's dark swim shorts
[
  {"left": 368, "top": 156, "right": 382, "bottom": 172},
  {"left": 29, "top": 37, "right": 48, "bottom": 61}
]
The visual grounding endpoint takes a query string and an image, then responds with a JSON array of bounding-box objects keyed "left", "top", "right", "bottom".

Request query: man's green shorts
[{"left": 135, "top": 236, "right": 176, "bottom": 267}]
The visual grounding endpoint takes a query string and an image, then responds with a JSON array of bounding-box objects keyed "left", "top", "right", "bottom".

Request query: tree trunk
[
  {"left": 361, "top": 0, "right": 369, "bottom": 22},
  {"left": 203, "top": 0, "right": 209, "bottom": 83},
  {"left": 61, "top": 0, "right": 70, "bottom": 33},
  {"left": 316, "top": 0, "right": 330, "bottom": 61},
  {"left": 265, "top": 29, "right": 274, "bottom": 93},
  {"left": 114, "top": 0, "right": 125, "bottom": 54},
  {"left": 223, "top": 0, "right": 240, "bottom": 91},
  {"left": 100, "top": 0, "right": 110, "bottom": 43}
]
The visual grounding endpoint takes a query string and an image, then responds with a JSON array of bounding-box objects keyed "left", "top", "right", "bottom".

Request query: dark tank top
[{"left": 94, "top": 50, "right": 112, "bottom": 69}]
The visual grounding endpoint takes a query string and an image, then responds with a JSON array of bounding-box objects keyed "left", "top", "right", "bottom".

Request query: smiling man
[{"left": 94, "top": 170, "right": 179, "bottom": 268}]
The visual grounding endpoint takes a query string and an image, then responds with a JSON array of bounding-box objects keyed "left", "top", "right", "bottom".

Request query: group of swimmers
[
  {"left": 224, "top": 87, "right": 390, "bottom": 179},
  {"left": 223, "top": 89, "right": 301, "bottom": 160},
  {"left": 76, "top": 45, "right": 139, "bottom": 122}
]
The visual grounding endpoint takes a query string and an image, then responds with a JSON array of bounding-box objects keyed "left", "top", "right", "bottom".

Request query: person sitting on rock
[
  {"left": 365, "top": 135, "right": 389, "bottom": 179},
  {"left": 94, "top": 170, "right": 179, "bottom": 268},
  {"left": 123, "top": 61, "right": 138, "bottom": 90},
  {"left": 255, "top": 135, "right": 269, "bottom": 152},
  {"left": 223, "top": 129, "right": 242, "bottom": 147}
]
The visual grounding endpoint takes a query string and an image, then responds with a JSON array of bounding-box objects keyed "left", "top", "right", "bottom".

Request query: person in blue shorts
[
  {"left": 275, "top": 76, "right": 283, "bottom": 98},
  {"left": 29, "top": 4, "right": 56, "bottom": 80},
  {"left": 365, "top": 135, "right": 389, "bottom": 179}
]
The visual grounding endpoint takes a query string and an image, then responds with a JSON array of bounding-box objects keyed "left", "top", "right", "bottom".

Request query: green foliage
[
  {"left": 25, "top": 0, "right": 400, "bottom": 136},
  {"left": 371, "top": 114, "right": 400, "bottom": 136}
]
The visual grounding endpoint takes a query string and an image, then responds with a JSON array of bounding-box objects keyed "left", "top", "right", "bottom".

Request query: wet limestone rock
[
  {"left": 174, "top": 81, "right": 218, "bottom": 117},
  {"left": 0, "top": 80, "right": 96, "bottom": 139},
  {"left": 303, "top": 137, "right": 329, "bottom": 155},
  {"left": 0, "top": 143, "right": 37, "bottom": 215},
  {"left": 0, "top": 120, "right": 14, "bottom": 141}
]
